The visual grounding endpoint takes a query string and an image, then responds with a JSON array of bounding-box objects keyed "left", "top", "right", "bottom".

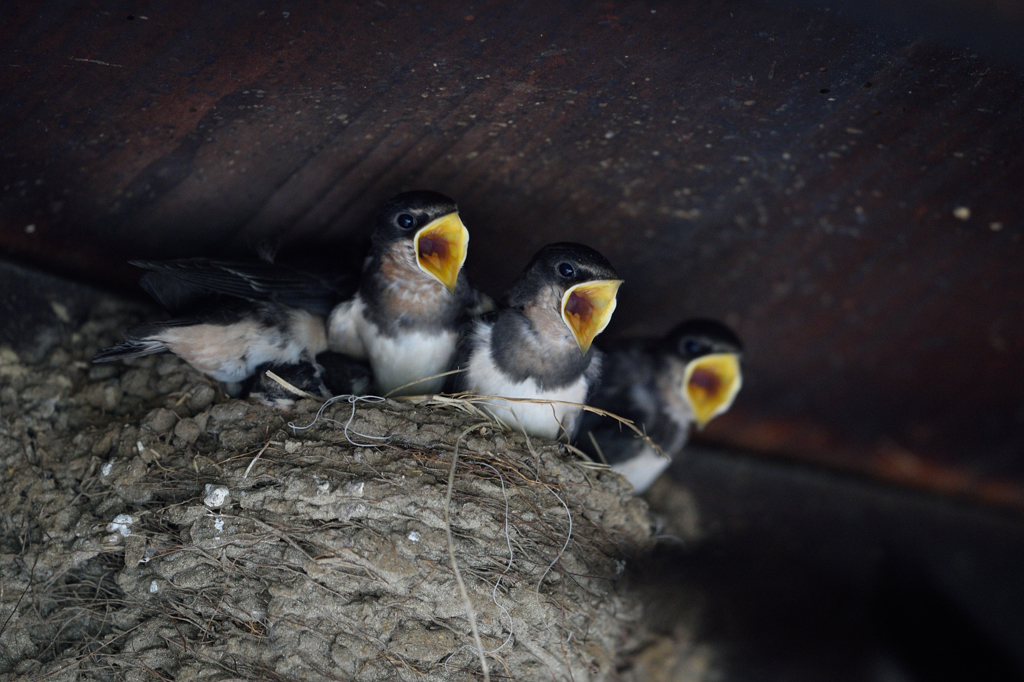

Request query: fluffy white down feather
[
  {"left": 610, "top": 445, "right": 672, "bottom": 494},
  {"left": 327, "top": 296, "right": 456, "bottom": 395},
  {"left": 463, "top": 322, "right": 592, "bottom": 440}
]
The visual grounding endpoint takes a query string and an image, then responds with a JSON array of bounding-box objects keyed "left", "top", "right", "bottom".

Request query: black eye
[
  {"left": 396, "top": 213, "right": 416, "bottom": 229},
  {"left": 683, "top": 339, "right": 707, "bottom": 357},
  {"left": 557, "top": 262, "right": 575, "bottom": 278}
]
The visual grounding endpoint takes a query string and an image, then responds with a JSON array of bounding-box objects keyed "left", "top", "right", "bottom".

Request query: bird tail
[{"left": 93, "top": 324, "right": 171, "bottom": 363}]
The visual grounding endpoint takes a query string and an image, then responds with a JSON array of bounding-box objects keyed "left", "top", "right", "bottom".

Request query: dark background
[{"left": 2, "top": 1, "right": 1022, "bottom": 679}]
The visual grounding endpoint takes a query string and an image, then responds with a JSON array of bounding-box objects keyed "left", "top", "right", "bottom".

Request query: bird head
[
  {"left": 662, "top": 319, "right": 743, "bottom": 429},
  {"left": 513, "top": 243, "right": 623, "bottom": 356},
  {"left": 374, "top": 191, "right": 469, "bottom": 293}
]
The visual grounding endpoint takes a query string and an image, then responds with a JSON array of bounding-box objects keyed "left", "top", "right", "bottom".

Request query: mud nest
[{"left": 0, "top": 296, "right": 654, "bottom": 681}]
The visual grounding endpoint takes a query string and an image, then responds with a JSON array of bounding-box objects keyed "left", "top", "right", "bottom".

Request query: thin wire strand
[
  {"left": 535, "top": 484, "right": 573, "bottom": 639},
  {"left": 443, "top": 457, "right": 518, "bottom": 673},
  {"left": 287, "top": 394, "right": 390, "bottom": 447}
]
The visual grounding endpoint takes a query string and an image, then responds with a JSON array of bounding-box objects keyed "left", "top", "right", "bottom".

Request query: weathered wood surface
[{"left": 1, "top": 0, "right": 1022, "bottom": 507}]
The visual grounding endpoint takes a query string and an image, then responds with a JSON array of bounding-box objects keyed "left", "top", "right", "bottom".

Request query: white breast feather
[
  {"left": 611, "top": 445, "right": 672, "bottom": 494},
  {"left": 327, "top": 298, "right": 368, "bottom": 359},
  {"left": 328, "top": 294, "right": 457, "bottom": 395},
  {"left": 364, "top": 323, "right": 457, "bottom": 395},
  {"left": 465, "top": 324, "right": 589, "bottom": 440}
]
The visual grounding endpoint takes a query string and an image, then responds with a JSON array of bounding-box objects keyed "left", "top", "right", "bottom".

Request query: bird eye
[
  {"left": 557, "top": 262, "right": 575, "bottom": 278},
  {"left": 396, "top": 213, "right": 416, "bottom": 229},
  {"left": 683, "top": 339, "right": 708, "bottom": 357}
]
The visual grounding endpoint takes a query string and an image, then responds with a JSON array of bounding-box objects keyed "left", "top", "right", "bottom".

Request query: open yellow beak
[
  {"left": 683, "top": 353, "right": 742, "bottom": 429},
  {"left": 561, "top": 279, "right": 623, "bottom": 356},
  {"left": 415, "top": 212, "right": 469, "bottom": 293}
]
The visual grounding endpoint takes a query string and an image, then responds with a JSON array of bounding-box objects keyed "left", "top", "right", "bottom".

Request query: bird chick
[
  {"left": 577, "top": 319, "right": 743, "bottom": 493},
  {"left": 327, "top": 190, "right": 481, "bottom": 396},
  {"left": 453, "top": 242, "right": 623, "bottom": 440}
]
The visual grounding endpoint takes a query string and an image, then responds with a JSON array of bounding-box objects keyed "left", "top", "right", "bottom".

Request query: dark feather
[
  {"left": 448, "top": 312, "right": 497, "bottom": 393},
  {"left": 247, "top": 360, "right": 332, "bottom": 408},
  {"left": 315, "top": 352, "right": 373, "bottom": 396},
  {"left": 575, "top": 347, "right": 664, "bottom": 466},
  {"left": 93, "top": 338, "right": 168, "bottom": 363},
  {"left": 132, "top": 258, "right": 358, "bottom": 316}
]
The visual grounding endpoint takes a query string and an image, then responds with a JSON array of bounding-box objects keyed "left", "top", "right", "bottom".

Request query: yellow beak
[
  {"left": 682, "top": 353, "right": 742, "bottom": 429},
  {"left": 415, "top": 212, "right": 469, "bottom": 293},
  {"left": 561, "top": 279, "right": 623, "bottom": 356}
]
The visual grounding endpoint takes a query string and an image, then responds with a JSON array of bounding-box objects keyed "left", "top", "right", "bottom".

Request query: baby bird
[
  {"left": 327, "top": 191, "right": 481, "bottom": 396},
  {"left": 576, "top": 319, "right": 743, "bottom": 493},
  {"left": 452, "top": 243, "right": 623, "bottom": 440}
]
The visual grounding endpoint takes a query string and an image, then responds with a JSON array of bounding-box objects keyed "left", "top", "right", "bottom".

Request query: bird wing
[
  {"left": 574, "top": 348, "right": 648, "bottom": 464},
  {"left": 578, "top": 421, "right": 646, "bottom": 467},
  {"left": 132, "top": 258, "right": 357, "bottom": 316},
  {"left": 582, "top": 348, "right": 605, "bottom": 406},
  {"left": 447, "top": 314, "right": 496, "bottom": 393}
]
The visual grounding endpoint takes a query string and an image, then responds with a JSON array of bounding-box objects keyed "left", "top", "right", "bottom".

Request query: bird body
[
  {"left": 461, "top": 320, "right": 596, "bottom": 439},
  {"left": 93, "top": 256, "right": 349, "bottom": 390},
  {"left": 454, "top": 243, "right": 622, "bottom": 440},
  {"left": 368, "top": 327, "right": 460, "bottom": 396},
  {"left": 581, "top": 346, "right": 693, "bottom": 492},
  {"left": 93, "top": 303, "right": 327, "bottom": 385},
  {"left": 329, "top": 292, "right": 460, "bottom": 394}
]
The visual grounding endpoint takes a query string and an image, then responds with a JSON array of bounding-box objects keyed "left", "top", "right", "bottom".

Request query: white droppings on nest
[
  {"left": 101, "top": 460, "right": 113, "bottom": 476},
  {"left": 49, "top": 301, "right": 71, "bottom": 322},
  {"left": 407, "top": 531, "right": 421, "bottom": 543},
  {"left": 203, "top": 484, "right": 230, "bottom": 508},
  {"left": 285, "top": 440, "right": 301, "bottom": 454},
  {"left": 149, "top": 580, "right": 159, "bottom": 594},
  {"left": 214, "top": 517, "right": 224, "bottom": 532},
  {"left": 315, "top": 476, "right": 330, "bottom": 494},
  {"left": 136, "top": 440, "right": 145, "bottom": 453},
  {"left": 107, "top": 513, "right": 133, "bottom": 537}
]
